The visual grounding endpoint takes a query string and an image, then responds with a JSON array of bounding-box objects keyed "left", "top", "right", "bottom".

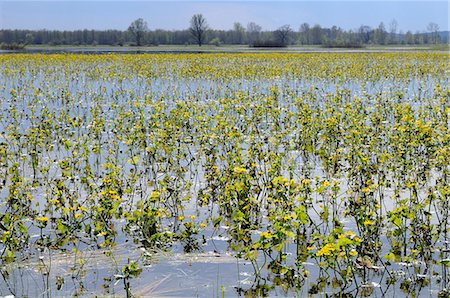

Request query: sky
[{"left": 0, "top": 1, "right": 448, "bottom": 32}]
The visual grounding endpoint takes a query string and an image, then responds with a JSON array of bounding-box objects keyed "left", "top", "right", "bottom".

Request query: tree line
[{"left": 0, "top": 14, "right": 447, "bottom": 49}]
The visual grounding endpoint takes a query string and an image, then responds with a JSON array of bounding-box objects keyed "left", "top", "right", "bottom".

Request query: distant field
[{"left": 1, "top": 43, "right": 448, "bottom": 54}]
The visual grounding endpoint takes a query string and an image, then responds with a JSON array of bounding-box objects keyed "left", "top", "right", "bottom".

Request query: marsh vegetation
[{"left": 0, "top": 53, "right": 449, "bottom": 296}]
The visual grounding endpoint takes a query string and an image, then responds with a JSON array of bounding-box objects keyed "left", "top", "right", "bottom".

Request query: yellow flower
[
  {"left": 316, "top": 243, "right": 336, "bottom": 257},
  {"left": 345, "top": 231, "right": 356, "bottom": 238},
  {"left": 364, "top": 219, "right": 375, "bottom": 226},
  {"left": 354, "top": 236, "right": 363, "bottom": 243},
  {"left": 74, "top": 213, "right": 82, "bottom": 219},
  {"left": 349, "top": 249, "right": 358, "bottom": 257},
  {"left": 260, "top": 231, "right": 273, "bottom": 238},
  {"left": 200, "top": 222, "right": 207, "bottom": 228},
  {"left": 272, "top": 176, "right": 289, "bottom": 186},
  {"left": 177, "top": 215, "right": 185, "bottom": 221},
  {"left": 233, "top": 166, "right": 247, "bottom": 174},
  {"left": 111, "top": 195, "right": 120, "bottom": 201},
  {"left": 302, "top": 269, "right": 309, "bottom": 277},
  {"left": 36, "top": 216, "right": 49, "bottom": 222},
  {"left": 189, "top": 215, "right": 196, "bottom": 219}
]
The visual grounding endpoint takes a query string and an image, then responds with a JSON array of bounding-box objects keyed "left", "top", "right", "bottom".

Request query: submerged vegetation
[{"left": 0, "top": 53, "right": 449, "bottom": 296}]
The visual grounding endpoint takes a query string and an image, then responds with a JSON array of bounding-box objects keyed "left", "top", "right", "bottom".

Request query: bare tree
[
  {"left": 190, "top": 14, "right": 208, "bottom": 46},
  {"left": 299, "top": 22, "right": 310, "bottom": 32},
  {"left": 373, "top": 22, "right": 387, "bottom": 44},
  {"left": 310, "top": 24, "right": 323, "bottom": 44},
  {"left": 247, "top": 22, "right": 262, "bottom": 44},
  {"left": 415, "top": 30, "right": 424, "bottom": 44},
  {"left": 389, "top": 19, "right": 398, "bottom": 44},
  {"left": 275, "top": 25, "right": 292, "bottom": 46},
  {"left": 233, "top": 22, "right": 246, "bottom": 44},
  {"left": 427, "top": 22, "right": 440, "bottom": 44},
  {"left": 405, "top": 31, "right": 414, "bottom": 45},
  {"left": 299, "top": 22, "right": 310, "bottom": 44},
  {"left": 358, "top": 25, "right": 371, "bottom": 43},
  {"left": 128, "top": 18, "right": 148, "bottom": 46}
]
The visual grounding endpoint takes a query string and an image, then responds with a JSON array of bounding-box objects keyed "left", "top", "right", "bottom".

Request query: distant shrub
[
  {"left": 209, "top": 37, "right": 222, "bottom": 46},
  {"left": 0, "top": 43, "right": 27, "bottom": 50}
]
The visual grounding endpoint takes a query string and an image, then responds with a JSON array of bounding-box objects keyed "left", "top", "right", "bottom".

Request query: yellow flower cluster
[
  {"left": 233, "top": 166, "right": 248, "bottom": 174},
  {"left": 316, "top": 243, "right": 336, "bottom": 257}
]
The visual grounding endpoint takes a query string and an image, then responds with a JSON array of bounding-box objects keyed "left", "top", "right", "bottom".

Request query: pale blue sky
[{"left": 0, "top": 1, "right": 448, "bottom": 32}]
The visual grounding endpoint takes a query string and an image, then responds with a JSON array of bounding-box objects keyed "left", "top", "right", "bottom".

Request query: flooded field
[{"left": 0, "top": 53, "right": 449, "bottom": 297}]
